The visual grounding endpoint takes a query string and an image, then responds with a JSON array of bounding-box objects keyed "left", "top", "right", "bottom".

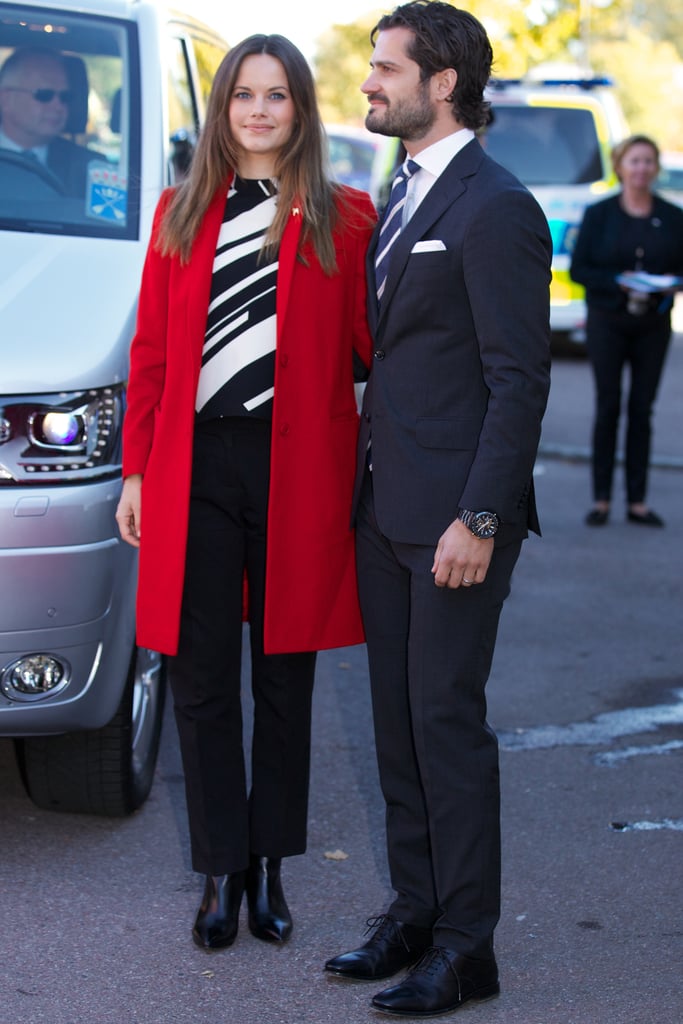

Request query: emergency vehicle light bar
[{"left": 488, "top": 77, "right": 613, "bottom": 90}]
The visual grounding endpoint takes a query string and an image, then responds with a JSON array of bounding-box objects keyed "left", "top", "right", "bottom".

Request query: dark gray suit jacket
[
  {"left": 354, "top": 137, "right": 552, "bottom": 548},
  {"left": 47, "top": 136, "right": 99, "bottom": 197}
]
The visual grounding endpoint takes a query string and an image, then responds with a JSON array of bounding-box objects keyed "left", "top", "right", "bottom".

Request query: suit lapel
[
  {"left": 186, "top": 180, "right": 232, "bottom": 376},
  {"left": 376, "top": 139, "right": 483, "bottom": 331},
  {"left": 276, "top": 198, "right": 304, "bottom": 341}
]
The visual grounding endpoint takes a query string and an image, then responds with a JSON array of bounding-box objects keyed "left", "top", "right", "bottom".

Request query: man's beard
[{"left": 365, "top": 82, "right": 436, "bottom": 141}]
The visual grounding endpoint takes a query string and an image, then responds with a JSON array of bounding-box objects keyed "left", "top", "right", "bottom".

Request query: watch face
[{"left": 473, "top": 511, "right": 498, "bottom": 538}]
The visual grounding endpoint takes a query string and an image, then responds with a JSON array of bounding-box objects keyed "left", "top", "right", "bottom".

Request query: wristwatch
[{"left": 457, "top": 508, "right": 499, "bottom": 539}]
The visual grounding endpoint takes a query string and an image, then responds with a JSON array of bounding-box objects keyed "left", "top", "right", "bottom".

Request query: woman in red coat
[{"left": 115, "top": 34, "right": 374, "bottom": 951}]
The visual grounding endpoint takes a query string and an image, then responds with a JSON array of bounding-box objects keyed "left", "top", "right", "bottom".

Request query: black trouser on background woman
[
  {"left": 168, "top": 417, "right": 316, "bottom": 876},
  {"left": 586, "top": 307, "right": 671, "bottom": 504}
]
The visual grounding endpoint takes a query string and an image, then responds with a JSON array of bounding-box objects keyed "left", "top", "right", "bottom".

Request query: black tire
[
  {"left": 16, "top": 647, "right": 166, "bottom": 817},
  {"left": 550, "top": 330, "right": 587, "bottom": 357}
]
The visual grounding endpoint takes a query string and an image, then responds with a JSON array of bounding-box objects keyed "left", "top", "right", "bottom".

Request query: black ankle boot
[
  {"left": 192, "top": 871, "right": 246, "bottom": 950},
  {"left": 246, "top": 855, "right": 293, "bottom": 943}
]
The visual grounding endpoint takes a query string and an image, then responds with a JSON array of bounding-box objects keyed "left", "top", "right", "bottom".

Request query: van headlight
[
  {"left": 33, "top": 411, "right": 84, "bottom": 447},
  {"left": 0, "top": 385, "right": 124, "bottom": 483}
]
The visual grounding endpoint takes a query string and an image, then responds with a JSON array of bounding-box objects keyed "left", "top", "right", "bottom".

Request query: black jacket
[
  {"left": 570, "top": 193, "right": 683, "bottom": 312},
  {"left": 352, "top": 138, "right": 552, "bottom": 547}
]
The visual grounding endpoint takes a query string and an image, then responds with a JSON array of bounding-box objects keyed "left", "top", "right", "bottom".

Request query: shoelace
[
  {"left": 409, "top": 947, "right": 462, "bottom": 1000},
  {"left": 364, "top": 914, "right": 410, "bottom": 951}
]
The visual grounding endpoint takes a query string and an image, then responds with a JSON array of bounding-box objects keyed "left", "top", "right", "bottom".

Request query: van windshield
[
  {"left": 0, "top": 3, "right": 140, "bottom": 239},
  {"left": 484, "top": 105, "right": 603, "bottom": 187}
]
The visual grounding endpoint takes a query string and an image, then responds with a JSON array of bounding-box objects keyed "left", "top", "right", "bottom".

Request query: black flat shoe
[
  {"left": 627, "top": 508, "right": 664, "bottom": 527},
  {"left": 246, "top": 855, "right": 292, "bottom": 943},
  {"left": 371, "top": 946, "right": 499, "bottom": 1016},
  {"left": 192, "top": 871, "right": 246, "bottom": 950},
  {"left": 324, "top": 915, "right": 432, "bottom": 980},
  {"left": 585, "top": 508, "right": 609, "bottom": 526}
]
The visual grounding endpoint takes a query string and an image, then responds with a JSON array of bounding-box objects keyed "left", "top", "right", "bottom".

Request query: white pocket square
[{"left": 411, "top": 239, "right": 447, "bottom": 253}]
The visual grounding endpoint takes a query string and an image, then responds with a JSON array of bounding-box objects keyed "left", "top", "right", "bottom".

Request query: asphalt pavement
[{"left": 0, "top": 328, "right": 681, "bottom": 1024}]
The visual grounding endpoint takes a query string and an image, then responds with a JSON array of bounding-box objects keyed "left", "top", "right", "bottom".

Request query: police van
[
  {"left": 483, "top": 75, "right": 629, "bottom": 348},
  {"left": 0, "top": 0, "right": 227, "bottom": 815}
]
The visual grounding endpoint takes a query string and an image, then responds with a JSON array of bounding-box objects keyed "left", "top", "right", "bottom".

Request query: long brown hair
[{"left": 157, "top": 34, "right": 339, "bottom": 272}]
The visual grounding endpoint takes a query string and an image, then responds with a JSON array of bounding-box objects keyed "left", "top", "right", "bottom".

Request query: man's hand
[
  {"left": 431, "top": 517, "right": 494, "bottom": 588},
  {"left": 115, "top": 474, "right": 143, "bottom": 548}
]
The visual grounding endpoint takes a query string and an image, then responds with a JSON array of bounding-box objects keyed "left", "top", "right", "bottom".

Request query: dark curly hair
[{"left": 371, "top": 2, "right": 492, "bottom": 130}]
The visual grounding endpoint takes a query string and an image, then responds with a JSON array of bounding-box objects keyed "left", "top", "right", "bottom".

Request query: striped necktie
[{"left": 375, "top": 158, "right": 420, "bottom": 303}]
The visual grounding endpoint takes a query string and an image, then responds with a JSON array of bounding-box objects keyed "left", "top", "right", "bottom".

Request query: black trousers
[
  {"left": 356, "top": 471, "right": 522, "bottom": 957},
  {"left": 586, "top": 307, "right": 671, "bottom": 504},
  {"left": 168, "top": 418, "right": 316, "bottom": 876}
]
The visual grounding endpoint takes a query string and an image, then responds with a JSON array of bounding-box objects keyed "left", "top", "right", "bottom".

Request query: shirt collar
[
  {"left": 410, "top": 128, "right": 475, "bottom": 179},
  {"left": 0, "top": 129, "right": 49, "bottom": 163}
]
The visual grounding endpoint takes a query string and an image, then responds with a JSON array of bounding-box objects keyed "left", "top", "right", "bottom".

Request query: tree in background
[
  {"left": 314, "top": 0, "right": 683, "bottom": 150},
  {"left": 315, "top": 12, "right": 382, "bottom": 125}
]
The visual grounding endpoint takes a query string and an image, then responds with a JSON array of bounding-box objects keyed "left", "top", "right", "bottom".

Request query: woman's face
[
  {"left": 618, "top": 143, "right": 659, "bottom": 191},
  {"left": 228, "top": 54, "right": 296, "bottom": 177}
]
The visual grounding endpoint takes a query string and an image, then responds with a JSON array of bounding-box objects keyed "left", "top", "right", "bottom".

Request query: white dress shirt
[
  {"left": 403, "top": 128, "right": 475, "bottom": 225},
  {"left": 0, "top": 128, "right": 49, "bottom": 164}
]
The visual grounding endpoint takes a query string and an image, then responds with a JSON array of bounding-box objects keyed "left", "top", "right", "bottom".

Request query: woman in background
[
  {"left": 571, "top": 134, "right": 683, "bottom": 527},
  {"left": 116, "top": 34, "right": 374, "bottom": 950}
]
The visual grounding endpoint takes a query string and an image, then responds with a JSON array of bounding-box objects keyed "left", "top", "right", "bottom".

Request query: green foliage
[
  {"left": 314, "top": 13, "right": 383, "bottom": 126},
  {"left": 312, "top": 0, "right": 683, "bottom": 152},
  {"left": 591, "top": 29, "right": 683, "bottom": 150}
]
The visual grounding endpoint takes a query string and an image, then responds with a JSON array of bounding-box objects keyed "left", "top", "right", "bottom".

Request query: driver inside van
[{"left": 0, "top": 46, "right": 97, "bottom": 196}]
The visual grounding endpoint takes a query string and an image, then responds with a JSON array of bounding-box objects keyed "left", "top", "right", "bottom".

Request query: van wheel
[
  {"left": 16, "top": 647, "right": 166, "bottom": 817},
  {"left": 550, "top": 330, "right": 587, "bottom": 357}
]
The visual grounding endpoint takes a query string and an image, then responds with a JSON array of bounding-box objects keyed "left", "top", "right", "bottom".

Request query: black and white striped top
[{"left": 195, "top": 176, "right": 279, "bottom": 421}]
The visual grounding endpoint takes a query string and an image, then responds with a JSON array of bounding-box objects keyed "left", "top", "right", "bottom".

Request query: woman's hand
[{"left": 115, "top": 474, "right": 143, "bottom": 548}]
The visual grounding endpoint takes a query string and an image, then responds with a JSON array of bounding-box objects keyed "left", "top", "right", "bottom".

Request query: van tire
[
  {"left": 550, "top": 330, "right": 587, "bottom": 357},
  {"left": 16, "top": 647, "right": 166, "bottom": 817}
]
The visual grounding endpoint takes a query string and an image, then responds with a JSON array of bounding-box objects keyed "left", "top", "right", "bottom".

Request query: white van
[{"left": 0, "top": 0, "right": 227, "bottom": 815}]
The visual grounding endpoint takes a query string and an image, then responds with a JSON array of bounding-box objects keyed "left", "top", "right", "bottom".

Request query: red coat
[{"left": 123, "top": 181, "right": 375, "bottom": 655}]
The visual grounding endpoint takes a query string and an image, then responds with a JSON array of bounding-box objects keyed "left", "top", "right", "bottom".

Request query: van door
[{"left": 0, "top": 0, "right": 227, "bottom": 817}]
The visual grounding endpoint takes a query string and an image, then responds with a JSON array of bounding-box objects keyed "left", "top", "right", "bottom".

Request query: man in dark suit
[
  {"left": 324, "top": 3, "right": 552, "bottom": 1017},
  {"left": 0, "top": 47, "right": 96, "bottom": 197}
]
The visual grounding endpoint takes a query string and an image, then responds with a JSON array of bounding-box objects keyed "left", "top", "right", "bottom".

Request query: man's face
[
  {"left": 360, "top": 27, "right": 436, "bottom": 143},
  {"left": 0, "top": 57, "right": 69, "bottom": 148}
]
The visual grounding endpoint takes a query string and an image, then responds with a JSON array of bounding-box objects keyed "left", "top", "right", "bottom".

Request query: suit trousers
[
  {"left": 168, "top": 417, "right": 316, "bottom": 875},
  {"left": 356, "top": 470, "right": 522, "bottom": 956},
  {"left": 586, "top": 306, "right": 671, "bottom": 504}
]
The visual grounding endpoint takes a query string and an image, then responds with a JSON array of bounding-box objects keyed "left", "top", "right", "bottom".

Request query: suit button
[
  {"left": 364, "top": 412, "right": 371, "bottom": 422},
  {"left": 374, "top": 349, "right": 385, "bottom": 360},
  {"left": 279, "top": 423, "right": 290, "bottom": 436},
  {"left": 280, "top": 353, "right": 289, "bottom": 366}
]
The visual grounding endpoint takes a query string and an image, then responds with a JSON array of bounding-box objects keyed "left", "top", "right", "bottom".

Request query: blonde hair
[
  {"left": 611, "top": 134, "right": 660, "bottom": 181},
  {"left": 157, "top": 35, "right": 340, "bottom": 273}
]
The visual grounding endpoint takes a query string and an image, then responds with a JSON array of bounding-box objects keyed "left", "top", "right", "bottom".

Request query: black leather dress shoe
[
  {"left": 371, "top": 946, "right": 500, "bottom": 1016},
  {"left": 627, "top": 508, "right": 664, "bottom": 527},
  {"left": 585, "top": 507, "right": 609, "bottom": 526},
  {"left": 192, "top": 872, "right": 246, "bottom": 950},
  {"left": 246, "top": 855, "right": 293, "bottom": 943},
  {"left": 324, "top": 915, "right": 432, "bottom": 980}
]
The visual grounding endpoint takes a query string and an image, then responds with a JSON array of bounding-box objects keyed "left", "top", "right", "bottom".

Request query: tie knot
[{"left": 390, "top": 159, "right": 419, "bottom": 190}]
